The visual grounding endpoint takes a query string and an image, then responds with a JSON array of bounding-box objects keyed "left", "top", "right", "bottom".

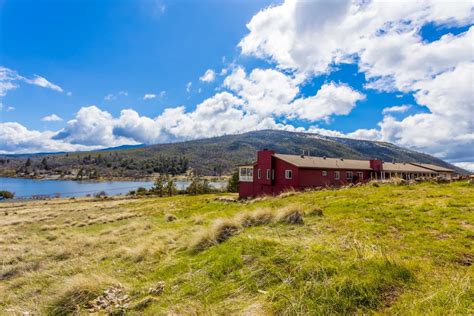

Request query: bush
[
  {"left": 136, "top": 187, "right": 148, "bottom": 195},
  {"left": 94, "top": 191, "right": 107, "bottom": 198},
  {"left": 226, "top": 170, "right": 239, "bottom": 193},
  {"left": 0, "top": 190, "right": 15, "bottom": 199},
  {"left": 186, "top": 176, "right": 212, "bottom": 195}
]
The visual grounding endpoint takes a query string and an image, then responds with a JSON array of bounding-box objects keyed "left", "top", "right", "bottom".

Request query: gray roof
[
  {"left": 274, "top": 154, "right": 372, "bottom": 170},
  {"left": 382, "top": 162, "right": 435, "bottom": 173},
  {"left": 409, "top": 163, "right": 454, "bottom": 172}
]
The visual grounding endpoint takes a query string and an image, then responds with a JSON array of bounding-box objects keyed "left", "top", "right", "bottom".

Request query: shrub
[
  {"left": 136, "top": 187, "right": 148, "bottom": 195},
  {"left": 226, "top": 170, "right": 239, "bottom": 193},
  {"left": 0, "top": 190, "right": 14, "bottom": 199},
  {"left": 94, "top": 191, "right": 107, "bottom": 198},
  {"left": 277, "top": 206, "right": 304, "bottom": 224}
]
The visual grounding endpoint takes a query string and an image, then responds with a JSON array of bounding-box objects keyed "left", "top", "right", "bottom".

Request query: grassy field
[{"left": 0, "top": 181, "right": 473, "bottom": 315}]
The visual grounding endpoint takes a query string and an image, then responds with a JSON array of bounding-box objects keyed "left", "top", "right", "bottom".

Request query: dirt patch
[{"left": 380, "top": 285, "right": 400, "bottom": 307}]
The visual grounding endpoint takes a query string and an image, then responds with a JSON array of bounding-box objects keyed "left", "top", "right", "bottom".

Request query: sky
[{"left": 0, "top": 0, "right": 473, "bottom": 170}]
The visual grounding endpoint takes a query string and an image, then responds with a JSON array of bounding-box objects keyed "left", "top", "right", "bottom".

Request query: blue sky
[{"left": 0, "top": 0, "right": 473, "bottom": 169}]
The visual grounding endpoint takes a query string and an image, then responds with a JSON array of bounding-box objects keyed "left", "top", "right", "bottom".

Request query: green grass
[{"left": 0, "top": 181, "right": 473, "bottom": 314}]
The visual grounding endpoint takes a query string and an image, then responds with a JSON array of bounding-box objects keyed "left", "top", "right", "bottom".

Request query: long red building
[{"left": 238, "top": 149, "right": 454, "bottom": 198}]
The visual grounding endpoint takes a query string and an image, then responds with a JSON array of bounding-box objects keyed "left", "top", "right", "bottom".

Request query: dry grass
[
  {"left": 277, "top": 205, "right": 304, "bottom": 224},
  {"left": 46, "top": 274, "right": 115, "bottom": 315},
  {"left": 190, "top": 218, "right": 242, "bottom": 252},
  {"left": 238, "top": 208, "right": 275, "bottom": 227}
]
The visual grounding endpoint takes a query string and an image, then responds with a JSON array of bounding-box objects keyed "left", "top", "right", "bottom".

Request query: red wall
[{"left": 238, "top": 150, "right": 373, "bottom": 198}]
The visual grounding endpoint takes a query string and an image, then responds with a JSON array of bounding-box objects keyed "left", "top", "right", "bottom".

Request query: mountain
[{"left": 0, "top": 130, "right": 466, "bottom": 178}]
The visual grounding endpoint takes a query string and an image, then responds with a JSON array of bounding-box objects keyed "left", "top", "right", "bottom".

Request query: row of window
[{"left": 256, "top": 169, "right": 364, "bottom": 180}]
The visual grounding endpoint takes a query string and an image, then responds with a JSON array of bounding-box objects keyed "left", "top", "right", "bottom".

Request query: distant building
[{"left": 238, "top": 149, "right": 454, "bottom": 198}]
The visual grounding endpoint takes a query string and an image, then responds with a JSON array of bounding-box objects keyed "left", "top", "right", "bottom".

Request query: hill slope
[
  {"left": 0, "top": 130, "right": 464, "bottom": 178},
  {"left": 0, "top": 182, "right": 472, "bottom": 314}
]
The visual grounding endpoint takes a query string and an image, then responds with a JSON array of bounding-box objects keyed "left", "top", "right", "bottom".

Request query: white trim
[{"left": 285, "top": 170, "right": 293, "bottom": 179}]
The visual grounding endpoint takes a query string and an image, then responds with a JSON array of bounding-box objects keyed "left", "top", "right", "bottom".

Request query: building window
[
  {"left": 266, "top": 169, "right": 271, "bottom": 180},
  {"left": 285, "top": 170, "right": 293, "bottom": 179},
  {"left": 357, "top": 171, "right": 363, "bottom": 179},
  {"left": 334, "top": 171, "right": 340, "bottom": 180},
  {"left": 322, "top": 170, "right": 327, "bottom": 176},
  {"left": 272, "top": 169, "right": 275, "bottom": 180},
  {"left": 346, "top": 171, "right": 353, "bottom": 180},
  {"left": 258, "top": 169, "right": 262, "bottom": 179}
]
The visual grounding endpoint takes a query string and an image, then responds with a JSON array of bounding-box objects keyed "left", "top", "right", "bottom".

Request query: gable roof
[
  {"left": 409, "top": 163, "right": 454, "bottom": 172},
  {"left": 274, "top": 154, "right": 372, "bottom": 170},
  {"left": 382, "top": 162, "right": 435, "bottom": 173}
]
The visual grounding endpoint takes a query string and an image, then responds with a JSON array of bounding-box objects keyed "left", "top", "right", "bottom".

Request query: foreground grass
[{"left": 0, "top": 182, "right": 473, "bottom": 314}]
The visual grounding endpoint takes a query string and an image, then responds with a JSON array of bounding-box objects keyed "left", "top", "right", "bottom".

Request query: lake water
[{"left": 0, "top": 177, "right": 227, "bottom": 199}]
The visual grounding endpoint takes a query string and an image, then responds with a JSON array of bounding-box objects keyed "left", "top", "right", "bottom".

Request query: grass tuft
[
  {"left": 277, "top": 205, "right": 304, "bottom": 224},
  {"left": 238, "top": 208, "right": 275, "bottom": 227},
  {"left": 46, "top": 274, "right": 111, "bottom": 316},
  {"left": 190, "top": 218, "right": 241, "bottom": 252}
]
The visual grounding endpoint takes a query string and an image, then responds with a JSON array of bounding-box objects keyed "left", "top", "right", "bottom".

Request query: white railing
[
  {"left": 239, "top": 175, "right": 253, "bottom": 182},
  {"left": 239, "top": 167, "right": 254, "bottom": 182}
]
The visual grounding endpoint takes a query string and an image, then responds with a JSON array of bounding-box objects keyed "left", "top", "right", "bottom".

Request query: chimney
[
  {"left": 323, "top": 156, "right": 326, "bottom": 160},
  {"left": 301, "top": 150, "right": 305, "bottom": 158}
]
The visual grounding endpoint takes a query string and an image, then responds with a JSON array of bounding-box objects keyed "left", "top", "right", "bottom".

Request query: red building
[{"left": 238, "top": 149, "right": 453, "bottom": 198}]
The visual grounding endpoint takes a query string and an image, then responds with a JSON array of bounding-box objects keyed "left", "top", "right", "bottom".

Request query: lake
[{"left": 0, "top": 177, "right": 227, "bottom": 199}]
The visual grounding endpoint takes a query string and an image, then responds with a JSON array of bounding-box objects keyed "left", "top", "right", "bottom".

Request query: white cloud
[
  {"left": 223, "top": 67, "right": 364, "bottom": 122},
  {"left": 53, "top": 106, "right": 132, "bottom": 147},
  {"left": 199, "top": 69, "right": 216, "bottom": 83},
  {"left": 104, "top": 91, "right": 128, "bottom": 101},
  {"left": 224, "top": 67, "right": 299, "bottom": 116},
  {"left": 143, "top": 93, "right": 157, "bottom": 100},
  {"left": 24, "top": 75, "right": 63, "bottom": 92},
  {"left": 382, "top": 104, "right": 411, "bottom": 114},
  {"left": 0, "top": 122, "right": 101, "bottom": 154},
  {"left": 291, "top": 82, "right": 365, "bottom": 122},
  {"left": 41, "top": 114, "right": 63, "bottom": 122},
  {"left": 7, "top": 106, "right": 15, "bottom": 112},
  {"left": 104, "top": 94, "right": 115, "bottom": 101},
  {"left": 452, "top": 162, "right": 474, "bottom": 172},
  {"left": 1, "top": 67, "right": 64, "bottom": 97},
  {"left": 186, "top": 81, "right": 192, "bottom": 93}
]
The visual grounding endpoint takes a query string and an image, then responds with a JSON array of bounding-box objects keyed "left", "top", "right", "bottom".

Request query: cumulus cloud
[
  {"left": 199, "top": 69, "right": 216, "bottom": 82},
  {"left": 291, "top": 82, "right": 365, "bottom": 122},
  {"left": 41, "top": 114, "right": 63, "bottom": 122},
  {"left": 186, "top": 82, "right": 192, "bottom": 92},
  {"left": 0, "top": 122, "right": 101, "bottom": 154},
  {"left": 382, "top": 105, "right": 411, "bottom": 114}
]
